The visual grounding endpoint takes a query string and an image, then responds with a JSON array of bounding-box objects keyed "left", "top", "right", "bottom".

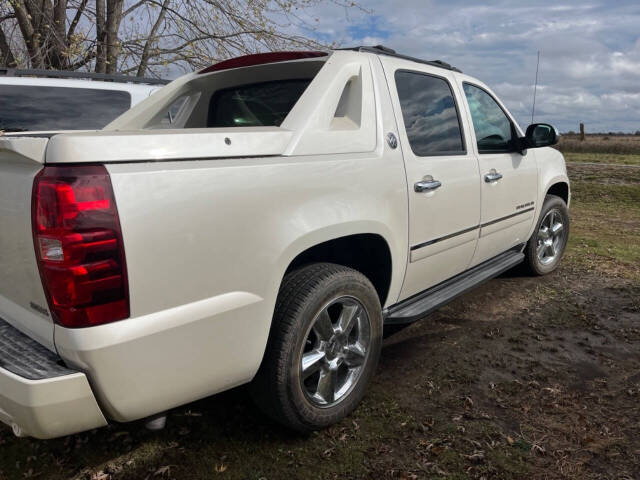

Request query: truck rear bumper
[{"left": 0, "top": 319, "right": 107, "bottom": 439}]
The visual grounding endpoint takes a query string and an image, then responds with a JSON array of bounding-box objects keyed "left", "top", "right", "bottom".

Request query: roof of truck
[{"left": 339, "top": 45, "right": 462, "bottom": 73}]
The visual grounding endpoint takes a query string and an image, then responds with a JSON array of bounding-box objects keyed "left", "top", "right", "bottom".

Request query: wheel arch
[
  {"left": 285, "top": 233, "right": 394, "bottom": 307},
  {"left": 546, "top": 181, "right": 570, "bottom": 205}
]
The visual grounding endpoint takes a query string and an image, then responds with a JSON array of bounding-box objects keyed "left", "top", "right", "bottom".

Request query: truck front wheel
[
  {"left": 523, "top": 194, "right": 570, "bottom": 275},
  {"left": 250, "top": 263, "right": 383, "bottom": 432}
]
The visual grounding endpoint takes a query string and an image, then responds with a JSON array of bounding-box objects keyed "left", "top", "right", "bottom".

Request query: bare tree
[{"left": 0, "top": 0, "right": 365, "bottom": 77}]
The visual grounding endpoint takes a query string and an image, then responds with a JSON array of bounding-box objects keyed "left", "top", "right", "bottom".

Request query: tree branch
[
  {"left": 136, "top": 0, "right": 168, "bottom": 76},
  {"left": 67, "top": 0, "right": 88, "bottom": 41}
]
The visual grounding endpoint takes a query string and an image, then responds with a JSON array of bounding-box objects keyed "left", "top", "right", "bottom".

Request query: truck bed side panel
[{"left": 55, "top": 151, "right": 408, "bottom": 421}]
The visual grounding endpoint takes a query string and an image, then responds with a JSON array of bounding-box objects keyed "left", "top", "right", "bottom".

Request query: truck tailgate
[{"left": 0, "top": 136, "right": 53, "bottom": 350}]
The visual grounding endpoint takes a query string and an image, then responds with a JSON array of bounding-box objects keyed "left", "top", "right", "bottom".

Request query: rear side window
[
  {"left": 394, "top": 71, "right": 465, "bottom": 156},
  {"left": 0, "top": 85, "right": 131, "bottom": 132},
  {"left": 463, "top": 83, "right": 514, "bottom": 153},
  {"left": 208, "top": 79, "right": 311, "bottom": 127}
]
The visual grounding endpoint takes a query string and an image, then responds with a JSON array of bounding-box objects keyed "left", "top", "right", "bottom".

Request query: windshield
[{"left": 0, "top": 85, "right": 131, "bottom": 132}]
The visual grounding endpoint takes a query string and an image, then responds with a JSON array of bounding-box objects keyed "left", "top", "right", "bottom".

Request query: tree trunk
[
  {"left": 50, "top": 0, "right": 68, "bottom": 69},
  {"left": 95, "top": 0, "right": 106, "bottom": 73},
  {"left": 11, "top": 0, "right": 44, "bottom": 68},
  {"left": 105, "top": 0, "right": 124, "bottom": 73}
]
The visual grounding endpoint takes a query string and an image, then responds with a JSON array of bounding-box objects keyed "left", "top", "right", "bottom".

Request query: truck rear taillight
[{"left": 32, "top": 165, "right": 129, "bottom": 328}]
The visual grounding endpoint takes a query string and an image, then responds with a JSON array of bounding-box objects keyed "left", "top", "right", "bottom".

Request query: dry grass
[{"left": 557, "top": 134, "right": 640, "bottom": 154}]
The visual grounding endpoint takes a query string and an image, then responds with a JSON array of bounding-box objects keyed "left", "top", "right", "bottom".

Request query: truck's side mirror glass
[{"left": 523, "top": 123, "right": 558, "bottom": 149}]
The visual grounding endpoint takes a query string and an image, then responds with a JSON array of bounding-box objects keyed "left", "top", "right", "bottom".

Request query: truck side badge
[{"left": 386, "top": 132, "right": 398, "bottom": 149}]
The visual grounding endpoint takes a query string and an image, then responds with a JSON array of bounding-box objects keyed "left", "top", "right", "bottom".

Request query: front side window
[
  {"left": 0, "top": 85, "right": 131, "bottom": 132},
  {"left": 208, "top": 79, "right": 311, "bottom": 127},
  {"left": 394, "top": 70, "right": 465, "bottom": 156},
  {"left": 463, "top": 83, "right": 514, "bottom": 153}
]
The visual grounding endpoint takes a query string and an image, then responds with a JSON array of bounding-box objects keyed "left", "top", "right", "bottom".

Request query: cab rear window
[
  {"left": 207, "top": 79, "right": 311, "bottom": 127},
  {"left": 0, "top": 85, "right": 131, "bottom": 132}
]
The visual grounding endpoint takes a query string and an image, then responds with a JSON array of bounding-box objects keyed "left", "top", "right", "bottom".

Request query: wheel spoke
[
  {"left": 551, "top": 222, "right": 563, "bottom": 237},
  {"left": 537, "top": 242, "right": 546, "bottom": 258},
  {"left": 343, "top": 344, "right": 366, "bottom": 368},
  {"left": 301, "top": 350, "right": 325, "bottom": 379},
  {"left": 313, "top": 310, "right": 334, "bottom": 341},
  {"left": 315, "top": 368, "right": 336, "bottom": 404},
  {"left": 337, "top": 304, "right": 359, "bottom": 336}
]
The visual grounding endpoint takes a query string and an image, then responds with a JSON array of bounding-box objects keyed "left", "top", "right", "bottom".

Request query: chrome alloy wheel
[
  {"left": 537, "top": 209, "right": 565, "bottom": 265},
  {"left": 300, "top": 296, "right": 371, "bottom": 408}
]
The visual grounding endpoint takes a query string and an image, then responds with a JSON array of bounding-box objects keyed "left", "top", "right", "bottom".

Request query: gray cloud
[{"left": 302, "top": 0, "right": 640, "bottom": 132}]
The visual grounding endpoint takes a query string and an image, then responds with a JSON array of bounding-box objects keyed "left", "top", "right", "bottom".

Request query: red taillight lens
[{"left": 32, "top": 165, "right": 129, "bottom": 328}]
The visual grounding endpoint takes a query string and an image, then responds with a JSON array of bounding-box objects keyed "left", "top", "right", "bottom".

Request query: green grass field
[{"left": 564, "top": 152, "right": 640, "bottom": 166}]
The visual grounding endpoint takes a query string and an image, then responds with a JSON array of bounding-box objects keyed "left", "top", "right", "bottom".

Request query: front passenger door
[{"left": 461, "top": 82, "right": 538, "bottom": 266}]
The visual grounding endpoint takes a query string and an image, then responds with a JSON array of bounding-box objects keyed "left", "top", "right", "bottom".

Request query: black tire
[
  {"left": 250, "top": 263, "right": 383, "bottom": 432},
  {"left": 523, "top": 194, "right": 570, "bottom": 275}
]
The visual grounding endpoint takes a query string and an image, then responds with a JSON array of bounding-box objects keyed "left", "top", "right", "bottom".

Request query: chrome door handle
[
  {"left": 484, "top": 170, "right": 503, "bottom": 182},
  {"left": 414, "top": 179, "right": 442, "bottom": 192}
]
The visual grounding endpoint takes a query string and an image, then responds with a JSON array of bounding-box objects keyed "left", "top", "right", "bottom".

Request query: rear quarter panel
[{"left": 55, "top": 149, "right": 408, "bottom": 421}]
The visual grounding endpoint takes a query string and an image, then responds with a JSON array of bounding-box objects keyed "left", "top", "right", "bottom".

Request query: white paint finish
[
  {"left": 0, "top": 367, "right": 107, "bottom": 439},
  {"left": 45, "top": 127, "right": 293, "bottom": 163},
  {"left": 410, "top": 229, "right": 477, "bottom": 263},
  {"left": 526, "top": 147, "right": 571, "bottom": 239},
  {"left": 378, "top": 55, "right": 481, "bottom": 300},
  {"left": 107, "top": 151, "right": 406, "bottom": 314},
  {"left": 0, "top": 157, "right": 53, "bottom": 348},
  {"left": 0, "top": 136, "right": 48, "bottom": 164},
  {"left": 52, "top": 145, "right": 407, "bottom": 421},
  {"left": 471, "top": 150, "right": 538, "bottom": 264},
  {"left": 55, "top": 292, "right": 263, "bottom": 421},
  {"left": 282, "top": 52, "right": 377, "bottom": 155},
  {"left": 75, "top": 138, "right": 407, "bottom": 420},
  {"left": 57, "top": 291, "right": 262, "bottom": 352}
]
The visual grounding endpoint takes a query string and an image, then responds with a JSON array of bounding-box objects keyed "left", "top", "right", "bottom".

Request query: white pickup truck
[{"left": 0, "top": 46, "right": 570, "bottom": 439}]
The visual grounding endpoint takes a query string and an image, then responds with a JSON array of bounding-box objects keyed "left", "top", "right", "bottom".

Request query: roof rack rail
[
  {"left": 0, "top": 68, "right": 169, "bottom": 85},
  {"left": 337, "top": 45, "right": 462, "bottom": 73}
]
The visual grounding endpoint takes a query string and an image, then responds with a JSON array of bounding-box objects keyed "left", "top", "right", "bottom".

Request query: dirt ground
[{"left": 1, "top": 156, "right": 639, "bottom": 480}]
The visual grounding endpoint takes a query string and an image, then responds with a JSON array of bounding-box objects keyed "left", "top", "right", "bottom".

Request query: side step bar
[{"left": 384, "top": 249, "right": 524, "bottom": 325}]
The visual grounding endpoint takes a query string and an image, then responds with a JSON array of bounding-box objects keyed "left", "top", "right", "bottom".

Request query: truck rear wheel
[
  {"left": 250, "top": 263, "right": 383, "bottom": 432},
  {"left": 523, "top": 194, "right": 570, "bottom": 276}
]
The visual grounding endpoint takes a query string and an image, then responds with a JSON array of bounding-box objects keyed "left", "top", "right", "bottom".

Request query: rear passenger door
[
  {"left": 458, "top": 81, "right": 538, "bottom": 266},
  {"left": 380, "top": 57, "right": 481, "bottom": 300}
]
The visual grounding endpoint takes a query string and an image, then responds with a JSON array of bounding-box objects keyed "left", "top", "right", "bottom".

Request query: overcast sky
[{"left": 297, "top": 0, "right": 640, "bottom": 133}]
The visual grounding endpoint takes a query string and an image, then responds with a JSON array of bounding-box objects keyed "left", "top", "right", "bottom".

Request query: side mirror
[{"left": 521, "top": 123, "right": 559, "bottom": 150}]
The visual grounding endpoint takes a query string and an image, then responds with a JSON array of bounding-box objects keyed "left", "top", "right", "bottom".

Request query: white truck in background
[
  {"left": 0, "top": 47, "right": 569, "bottom": 439},
  {"left": 0, "top": 69, "right": 167, "bottom": 133}
]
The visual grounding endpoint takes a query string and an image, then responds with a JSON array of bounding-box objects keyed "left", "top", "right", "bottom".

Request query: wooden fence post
[{"left": 579, "top": 123, "right": 585, "bottom": 141}]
